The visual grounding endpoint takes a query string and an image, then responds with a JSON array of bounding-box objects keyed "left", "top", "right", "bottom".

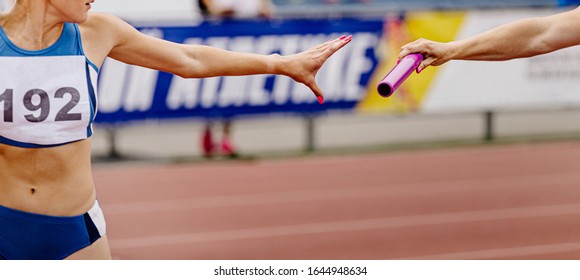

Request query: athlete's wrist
[
  {"left": 445, "top": 41, "right": 464, "bottom": 61},
  {"left": 267, "top": 53, "right": 284, "bottom": 75}
]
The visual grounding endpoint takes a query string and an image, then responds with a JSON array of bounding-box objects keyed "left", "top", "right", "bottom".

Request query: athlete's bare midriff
[
  {"left": 0, "top": 16, "right": 112, "bottom": 218},
  {"left": 0, "top": 138, "right": 96, "bottom": 216}
]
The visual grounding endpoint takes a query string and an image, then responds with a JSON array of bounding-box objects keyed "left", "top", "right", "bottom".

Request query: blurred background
[
  {"left": 4, "top": 0, "right": 580, "bottom": 259},
  {"left": 81, "top": 0, "right": 580, "bottom": 162}
]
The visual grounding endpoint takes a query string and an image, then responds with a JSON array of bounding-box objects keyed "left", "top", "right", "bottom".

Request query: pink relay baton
[{"left": 377, "top": 53, "right": 423, "bottom": 97}]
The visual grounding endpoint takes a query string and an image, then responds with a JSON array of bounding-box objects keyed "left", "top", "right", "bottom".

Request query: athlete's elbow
[
  {"left": 528, "top": 37, "right": 560, "bottom": 57},
  {"left": 174, "top": 67, "right": 194, "bottom": 79},
  {"left": 174, "top": 62, "right": 205, "bottom": 79},
  {"left": 524, "top": 18, "right": 565, "bottom": 56}
]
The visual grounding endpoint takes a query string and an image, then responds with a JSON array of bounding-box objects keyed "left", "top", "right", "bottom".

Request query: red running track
[{"left": 92, "top": 141, "right": 580, "bottom": 260}]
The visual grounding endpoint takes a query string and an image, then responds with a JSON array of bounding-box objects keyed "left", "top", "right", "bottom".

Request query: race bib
[{"left": 0, "top": 56, "right": 93, "bottom": 146}]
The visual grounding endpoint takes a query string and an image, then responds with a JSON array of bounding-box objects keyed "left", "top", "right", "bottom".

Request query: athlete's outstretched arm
[
  {"left": 91, "top": 13, "right": 351, "bottom": 102},
  {"left": 399, "top": 6, "right": 580, "bottom": 72}
]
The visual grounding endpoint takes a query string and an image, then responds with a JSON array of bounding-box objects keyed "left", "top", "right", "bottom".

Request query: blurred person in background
[
  {"left": 196, "top": 0, "right": 276, "bottom": 158},
  {"left": 399, "top": 6, "right": 580, "bottom": 75},
  {"left": 198, "top": 0, "right": 275, "bottom": 19},
  {"left": 0, "top": 0, "right": 350, "bottom": 260}
]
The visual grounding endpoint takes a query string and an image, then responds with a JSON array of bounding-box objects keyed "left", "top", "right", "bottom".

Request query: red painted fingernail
[
  {"left": 339, "top": 35, "right": 346, "bottom": 40},
  {"left": 397, "top": 59, "right": 401, "bottom": 64},
  {"left": 317, "top": 96, "right": 324, "bottom": 104},
  {"left": 417, "top": 66, "right": 423, "bottom": 74},
  {"left": 346, "top": 35, "right": 352, "bottom": 40}
]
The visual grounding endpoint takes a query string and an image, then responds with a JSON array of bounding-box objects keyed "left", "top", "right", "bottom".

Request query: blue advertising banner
[{"left": 95, "top": 18, "right": 383, "bottom": 123}]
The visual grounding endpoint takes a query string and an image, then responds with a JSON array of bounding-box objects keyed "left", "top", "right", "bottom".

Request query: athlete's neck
[{"left": 0, "top": 1, "right": 63, "bottom": 51}]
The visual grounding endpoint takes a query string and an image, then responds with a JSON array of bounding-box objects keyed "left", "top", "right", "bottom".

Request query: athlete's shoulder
[
  {"left": 81, "top": 13, "right": 130, "bottom": 31},
  {"left": 79, "top": 13, "right": 140, "bottom": 45}
]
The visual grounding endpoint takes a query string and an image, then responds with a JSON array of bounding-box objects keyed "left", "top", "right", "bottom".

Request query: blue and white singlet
[{"left": 0, "top": 22, "right": 98, "bottom": 148}]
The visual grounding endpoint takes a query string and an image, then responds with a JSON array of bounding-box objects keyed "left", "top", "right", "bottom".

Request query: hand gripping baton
[{"left": 377, "top": 53, "right": 423, "bottom": 98}]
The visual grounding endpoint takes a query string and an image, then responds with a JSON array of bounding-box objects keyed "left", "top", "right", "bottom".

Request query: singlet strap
[{"left": 71, "top": 23, "right": 99, "bottom": 72}]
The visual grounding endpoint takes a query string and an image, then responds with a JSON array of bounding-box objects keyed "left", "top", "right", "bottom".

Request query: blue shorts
[{"left": 0, "top": 201, "right": 107, "bottom": 260}]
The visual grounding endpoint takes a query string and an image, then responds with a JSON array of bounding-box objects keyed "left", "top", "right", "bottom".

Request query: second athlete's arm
[{"left": 400, "top": 7, "right": 580, "bottom": 70}]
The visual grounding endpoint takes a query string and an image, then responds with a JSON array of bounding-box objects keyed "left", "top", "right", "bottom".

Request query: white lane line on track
[
  {"left": 109, "top": 203, "right": 580, "bottom": 249},
  {"left": 405, "top": 242, "right": 580, "bottom": 260},
  {"left": 103, "top": 171, "right": 580, "bottom": 215}
]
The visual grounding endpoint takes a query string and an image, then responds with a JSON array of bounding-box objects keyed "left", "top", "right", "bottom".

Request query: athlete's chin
[
  {"left": 76, "top": 16, "right": 89, "bottom": 24},
  {"left": 71, "top": 13, "right": 89, "bottom": 24}
]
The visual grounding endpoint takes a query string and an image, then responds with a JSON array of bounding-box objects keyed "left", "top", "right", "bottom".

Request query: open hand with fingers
[{"left": 279, "top": 35, "right": 352, "bottom": 104}]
